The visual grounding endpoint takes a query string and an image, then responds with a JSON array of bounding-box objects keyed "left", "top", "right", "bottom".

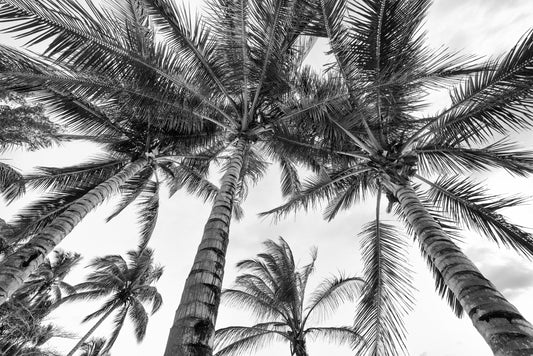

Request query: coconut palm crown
[
  {"left": 0, "top": 0, "right": 223, "bottom": 311},
  {"left": 262, "top": 0, "right": 533, "bottom": 355},
  {"left": 59, "top": 247, "right": 163, "bottom": 356},
  {"left": 215, "top": 238, "right": 363, "bottom": 356}
]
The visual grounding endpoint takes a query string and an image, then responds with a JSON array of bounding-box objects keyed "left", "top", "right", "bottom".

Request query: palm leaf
[
  {"left": 303, "top": 275, "right": 363, "bottom": 325},
  {"left": 423, "top": 175, "right": 533, "bottom": 258},
  {"left": 25, "top": 157, "right": 126, "bottom": 192},
  {"left": 0, "top": 161, "right": 25, "bottom": 203},
  {"left": 413, "top": 29, "right": 533, "bottom": 146},
  {"left": 128, "top": 298, "right": 148, "bottom": 341},
  {"left": 416, "top": 139, "right": 533, "bottom": 177},
  {"left": 304, "top": 326, "right": 362, "bottom": 349},
  {"left": 214, "top": 325, "right": 287, "bottom": 356},
  {"left": 106, "top": 167, "right": 154, "bottom": 222},
  {"left": 6, "top": 186, "right": 95, "bottom": 246},
  {"left": 260, "top": 166, "right": 370, "bottom": 221},
  {"left": 135, "top": 180, "right": 159, "bottom": 248},
  {"left": 355, "top": 216, "right": 414, "bottom": 356}
]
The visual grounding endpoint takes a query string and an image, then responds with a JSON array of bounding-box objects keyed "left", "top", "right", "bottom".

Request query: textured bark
[
  {"left": 394, "top": 183, "right": 533, "bottom": 356},
  {"left": 0, "top": 159, "right": 147, "bottom": 305},
  {"left": 164, "top": 139, "right": 247, "bottom": 356},
  {"left": 291, "top": 338, "right": 309, "bottom": 356},
  {"left": 66, "top": 302, "right": 118, "bottom": 356}
]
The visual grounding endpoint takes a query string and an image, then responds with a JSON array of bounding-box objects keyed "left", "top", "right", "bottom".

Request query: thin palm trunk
[
  {"left": 0, "top": 159, "right": 148, "bottom": 305},
  {"left": 394, "top": 183, "right": 533, "bottom": 356},
  {"left": 164, "top": 139, "right": 247, "bottom": 356},
  {"left": 66, "top": 302, "right": 118, "bottom": 356}
]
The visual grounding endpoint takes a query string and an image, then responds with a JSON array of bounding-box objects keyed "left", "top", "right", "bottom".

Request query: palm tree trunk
[
  {"left": 394, "top": 182, "right": 533, "bottom": 356},
  {"left": 0, "top": 159, "right": 148, "bottom": 306},
  {"left": 66, "top": 303, "right": 118, "bottom": 356},
  {"left": 291, "top": 338, "right": 309, "bottom": 356},
  {"left": 163, "top": 139, "right": 247, "bottom": 356}
]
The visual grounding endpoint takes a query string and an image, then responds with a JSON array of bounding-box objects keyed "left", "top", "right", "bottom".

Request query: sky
[{"left": 1, "top": 1, "right": 533, "bottom": 356}]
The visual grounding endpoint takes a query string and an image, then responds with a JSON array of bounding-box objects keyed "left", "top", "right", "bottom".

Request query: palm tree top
[
  {"left": 215, "top": 237, "right": 364, "bottom": 356},
  {"left": 59, "top": 247, "right": 163, "bottom": 354}
]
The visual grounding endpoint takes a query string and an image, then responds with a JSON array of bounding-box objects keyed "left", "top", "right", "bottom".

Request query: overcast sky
[{"left": 1, "top": 1, "right": 533, "bottom": 356}]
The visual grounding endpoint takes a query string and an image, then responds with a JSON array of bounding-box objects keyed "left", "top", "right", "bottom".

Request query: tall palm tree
[
  {"left": 0, "top": 7, "right": 220, "bottom": 305},
  {"left": 59, "top": 247, "right": 163, "bottom": 356},
  {"left": 0, "top": 1, "right": 325, "bottom": 353},
  {"left": 263, "top": 0, "right": 533, "bottom": 355},
  {"left": 214, "top": 238, "right": 363, "bottom": 356}
]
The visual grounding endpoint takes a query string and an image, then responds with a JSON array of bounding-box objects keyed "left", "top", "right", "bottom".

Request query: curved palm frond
[
  {"left": 355, "top": 216, "right": 414, "bottom": 356},
  {"left": 214, "top": 325, "right": 287, "bottom": 356},
  {"left": 304, "top": 326, "right": 362, "bottom": 349},
  {"left": 303, "top": 275, "right": 363, "bottom": 325},
  {"left": 421, "top": 175, "right": 533, "bottom": 258}
]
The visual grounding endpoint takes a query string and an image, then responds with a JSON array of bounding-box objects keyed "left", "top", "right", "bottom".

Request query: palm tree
[
  {"left": 13, "top": 249, "right": 81, "bottom": 307},
  {"left": 59, "top": 247, "right": 163, "bottom": 356},
  {"left": 262, "top": 0, "right": 533, "bottom": 355},
  {"left": 0, "top": 9, "right": 220, "bottom": 304},
  {"left": 214, "top": 238, "right": 363, "bottom": 356},
  {"left": 0, "top": 1, "right": 324, "bottom": 353},
  {"left": 0, "top": 250, "right": 77, "bottom": 356},
  {"left": 79, "top": 338, "right": 109, "bottom": 356}
]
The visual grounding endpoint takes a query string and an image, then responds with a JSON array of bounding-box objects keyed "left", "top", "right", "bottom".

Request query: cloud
[{"left": 466, "top": 245, "right": 533, "bottom": 298}]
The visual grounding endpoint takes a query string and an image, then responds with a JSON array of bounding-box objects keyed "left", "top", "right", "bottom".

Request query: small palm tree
[
  {"left": 59, "top": 247, "right": 163, "bottom": 356},
  {"left": 214, "top": 238, "right": 363, "bottom": 356},
  {"left": 13, "top": 249, "right": 81, "bottom": 307},
  {"left": 0, "top": 250, "right": 77, "bottom": 356}
]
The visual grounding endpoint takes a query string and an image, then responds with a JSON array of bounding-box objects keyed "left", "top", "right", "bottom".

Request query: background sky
[{"left": 1, "top": 1, "right": 533, "bottom": 356}]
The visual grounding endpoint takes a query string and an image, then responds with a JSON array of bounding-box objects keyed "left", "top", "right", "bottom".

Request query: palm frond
[
  {"left": 355, "top": 217, "right": 414, "bottom": 356},
  {"left": 413, "top": 29, "right": 533, "bottom": 146},
  {"left": 143, "top": 0, "right": 239, "bottom": 112},
  {"left": 135, "top": 180, "right": 159, "bottom": 249},
  {"left": 423, "top": 175, "right": 533, "bottom": 258},
  {"left": 214, "top": 325, "right": 287, "bottom": 356},
  {"left": 164, "top": 162, "right": 219, "bottom": 201},
  {"left": 25, "top": 157, "right": 126, "bottom": 192},
  {"left": 222, "top": 288, "right": 287, "bottom": 323},
  {"left": 305, "top": 326, "right": 362, "bottom": 349},
  {"left": 260, "top": 166, "right": 370, "bottom": 222},
  {"left": 416, "top": 139, "right": 533, "bottom": 177},
  {"left": 134, "top": 285, "right": 163, "bottom": 314},
  {"left": 0, "top": 161, "right": 25, "bottom": 203},
  {"left": 278, "top": 156, "right": 301, "bottom": 198},
  {"left": 303, "top": 275, "right": 363, "bottom": 325},
  {"left": 128, "top": 298, "right": 148, "bottom": 341},
  {"left": 106, "top": 167, "right": 154, "bottom": 222},
  {"left": 6, "top": 186, "right": 95, "bottom": 246}
]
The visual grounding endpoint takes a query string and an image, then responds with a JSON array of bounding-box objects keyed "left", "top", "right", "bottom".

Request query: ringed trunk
[
  {"left": 394, "top": 183, "right": 533, "bottom": 356},
  {"left": 0, "top": 159, "right": 148, "bottom": 305},
  {"left": 163, "top": 139, "right": 247, "bottom": 356}
]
